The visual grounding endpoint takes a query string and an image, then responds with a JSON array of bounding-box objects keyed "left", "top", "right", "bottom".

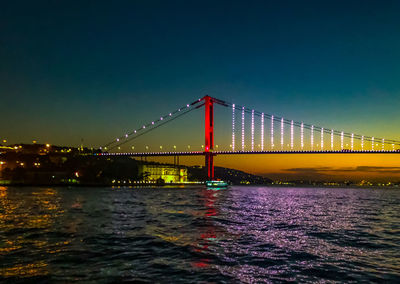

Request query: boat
[{"left": 205, "top": 180, "right": 229, "bottom": 188}]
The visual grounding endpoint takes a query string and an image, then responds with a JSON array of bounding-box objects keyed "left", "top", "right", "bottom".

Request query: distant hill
[{"left": 188, "top": 166, "right": 272, "bottom": 185}]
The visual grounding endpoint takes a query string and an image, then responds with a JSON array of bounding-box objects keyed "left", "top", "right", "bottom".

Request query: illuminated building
[{"left": 138, "top": 164, "right": 187, "bottom": 183}]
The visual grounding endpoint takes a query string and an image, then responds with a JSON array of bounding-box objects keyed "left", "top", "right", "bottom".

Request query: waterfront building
[{"left": 138, "top": 164, "right": 187, "bottom": 183}]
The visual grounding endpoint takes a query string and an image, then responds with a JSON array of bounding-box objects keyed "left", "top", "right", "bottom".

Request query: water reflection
[
  {"left": 0, "top": 186, "right": 399, "bottom": 282},
  {"left": 0, "top": 187, "right": 64, "bottom": 278}
]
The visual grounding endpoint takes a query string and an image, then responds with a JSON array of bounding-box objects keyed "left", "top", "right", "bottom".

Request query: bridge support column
[{"left": 204, "top": 95, "right": 214, "bottom": 180}]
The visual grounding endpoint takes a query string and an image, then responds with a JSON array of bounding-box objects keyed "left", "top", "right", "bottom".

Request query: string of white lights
[
  {"left": 242, "top": 107, "right": 245, "bottom": 151},
  {"left": 311, "top": 125, "right": 314, "bottom": 150},
  {"left": 251, "top": 110, "right": 255, "bottom": 151},
  {"left": 271, "top": 115, "right": 274, "bottom": 149},
  {"left": 291, "top": 120, "right": 294, "bottom": 150},
  {"left": 261, "top": 113, "right": 264, "bottom": 151},
  {"left": 361, "top": 135, "right": 364, "bottom": 151},
  {"left": 321, "top": 127, "right": 324, "bottom": 150},
  {"left": 351, "top": 133, "right": 354, "bottom": 151},
  {"left": 301, "top": 122, "right": 304, "bottom": 149},
  {"left": 281, "top": 118, "right": 284, "bottom": 150},
  {"left": 341, "top": 131, "right": 344, "bottom": 150},
  {"left": 232, "top": 104, "right": 235, "bottom": 151}
]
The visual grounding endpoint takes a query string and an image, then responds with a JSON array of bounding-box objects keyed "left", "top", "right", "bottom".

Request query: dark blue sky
[{"left": 1, "top": 0, "right": 400, "bottom": 148}]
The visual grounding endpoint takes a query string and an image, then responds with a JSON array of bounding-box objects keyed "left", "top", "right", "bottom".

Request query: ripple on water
[{"left": 0, "top": 186, "right": 399, "bottom": 282}]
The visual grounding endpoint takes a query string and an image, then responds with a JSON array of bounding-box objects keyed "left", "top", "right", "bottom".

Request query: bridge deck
[{"left": 96, "top": 150, "right": 400, "bottom": 157}]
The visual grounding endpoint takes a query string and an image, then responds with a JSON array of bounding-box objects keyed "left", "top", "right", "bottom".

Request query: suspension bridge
[{"left": 97, "top": 96, "right": 400, "bottom": 180}]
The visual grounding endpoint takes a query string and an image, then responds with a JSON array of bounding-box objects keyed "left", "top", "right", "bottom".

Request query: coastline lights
[
  {"left": 331, "top": 129, "right": 334, "bottom": 150},
  {"left": 301, "top": 122, "right": 304, "bottom": 149},
  {"left": 261, "top": 113, "right": 264, "bottom": 151},
  {"left": 341, "top": 131, "right": 344, "bottom": 150},
  {"left": 290, "top": 120, "right": 294, "bottom": 150},
  {"left": 311, "top": 125, "right": 314, "bottom": 150},
  {"left": 242, "top": 107, "right": 245, "bottom": 151},
  {"left": 232, "top": 104, "right": 235, "bottom": 151},
  {"left": 281, "top": 118, "right": 284, "bottom": 150},
  {"left": 321, "top": 127, "right": 324, "bottom": 150},
  {"left": 251, "top": 110, "right": 255, "bottom": 151},
  {"left": 271, "top": 115, "right": 274, "bottom": 149}
]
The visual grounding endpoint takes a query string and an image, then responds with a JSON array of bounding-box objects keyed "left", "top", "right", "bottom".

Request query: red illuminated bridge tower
[{"left": 203, "top": 95, "right": 215, "bottom": 180}]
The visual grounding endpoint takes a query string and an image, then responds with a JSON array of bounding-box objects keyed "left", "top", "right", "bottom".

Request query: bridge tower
[{"left": 204, "top": 95, "right": 215, "bottom": 180}]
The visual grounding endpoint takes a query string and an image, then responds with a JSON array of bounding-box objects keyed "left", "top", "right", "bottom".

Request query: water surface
[{"left": 0, "top": 186, "right": 399, "bottom": 283}]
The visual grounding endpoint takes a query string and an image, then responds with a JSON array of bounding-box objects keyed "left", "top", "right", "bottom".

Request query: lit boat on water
[{"left": 205, "top": 180, "right": 229, "bottom": 188}]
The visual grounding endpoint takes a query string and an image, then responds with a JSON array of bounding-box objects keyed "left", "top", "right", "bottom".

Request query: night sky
[{"left": 1, "top": 0, "right": 400, "bottom": 180}]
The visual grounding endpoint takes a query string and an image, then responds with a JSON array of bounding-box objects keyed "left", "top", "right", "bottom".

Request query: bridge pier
[{"left": 204, "top": 95, "right": 214, "bottom": 180}]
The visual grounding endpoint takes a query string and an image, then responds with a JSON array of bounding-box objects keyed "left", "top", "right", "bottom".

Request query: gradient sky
[{"left": 1, "top": 0, "right": 400, "bottom": 181}]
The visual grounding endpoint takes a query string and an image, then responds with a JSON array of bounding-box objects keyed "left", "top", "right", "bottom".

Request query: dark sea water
[{"left": 0, "top": 185, "right": 399, "bottom": 283}]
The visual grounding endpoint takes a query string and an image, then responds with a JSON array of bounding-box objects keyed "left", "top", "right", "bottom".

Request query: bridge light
[
  {"left": 301, "top": 122, "right": 304, "bottom": 149},
  {"left": 116, "top": 138, "right": 119, "bottom": 142},
  {"left": 169, "top": 113, "right": 172, "bottom": 116},
  {"left": 361, "top": 136, "right": 364, "bottom": 151},
  {"left": 143, "top": 125, "right": 146, "bottom": 129},
  {"left": 291, "top": 120, "right": 294, "bottom": 150},
  {"left": 351, "top": 133, "right": 354, "bottom": 151},
  {"left": 261, "top": 113, "right": 264, "bottom": 151},
  {"left": 311, "top": 125, "right": 314, "bottom": 150},
  {"left": 331, "top": 129, "right": 334, "bottom": 150},
  {"left": 145, "top": 146, "right": 149, "bottom": 150},
  {"left": 131, "top": 146, "right": 135, "bottom": 150},
  {"left": 125, "top": 134, "right": 128, "bottom": 138},
  {"left": 134, "top": 130, "right": 137, "bottom": 133},
  {"left": 160, "top": 146, "right": 163, "bottom": 150},
  {"left": 160, "top": 117, "right": 163, "bottom": 121},
  {"left": 321, "top": 128, "right": 324, "bottom": 150},
  {"left": 372, "top": 137, "right": 374, "bottom": 151},
  {"left": 281, "top": 118, "right": 284, "bottom": 150},
  {"left": 232, "top": 104, "right": 235, "bottom": 152},
  {"left": 152, "top": 121, "right": 154, "bottom": 125},
  {"left": 382, "top": 139, "right": 384, "bottom": 151},
  {"left": 242, "top": 107, "right": 245, "bottom": 151},
  {"left": 118, "top": 146, "right": 121, "bottom": 150},
  {"left": 341, "top": 131, "right": 344, "bottom": 150},
  {"left": 251, "top": 110, "right": 255, "bottom": 151},
  {"left": 271, "top": 115, "right": 274, "bottom": 149},
  {"left": 187, "top": 104, "right": 190, "bottom": 107}
]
